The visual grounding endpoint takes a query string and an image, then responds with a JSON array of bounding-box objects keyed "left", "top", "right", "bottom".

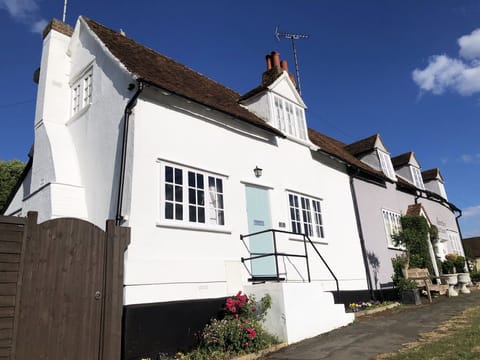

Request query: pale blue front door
[{"left": 245, "top": 185, "right": 275, "bottom": 277}]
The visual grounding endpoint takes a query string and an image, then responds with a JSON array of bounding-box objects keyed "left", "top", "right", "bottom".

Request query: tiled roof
[
  {"left": 82, "top": 17, "right": 283, "bottom": 137},
  {"left": 344, "top": 134, "right": 380, "bottom": 156},
  {"left": 463, "top": 237, "right": 480, "bottom": 257},
  {"left": 406, "top": 203, "right": 422, "bottom": 216},
  {"left": 422, "top": 168, "right": 442, "bottom": 182},
  {"left": 239, "top": 68, "right": 283, "bottom": 101},
  {"left": 406, "top": 203, "right": 432, "bottom": 224},
  {"left": 307, "top": 129, "right": 387, "bottom": 180},
  {"left": 391, "top": 152, "right": 413, "bottom": 169}
]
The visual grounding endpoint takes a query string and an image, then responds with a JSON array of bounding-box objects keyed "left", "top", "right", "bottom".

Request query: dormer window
[
  {"left": 273, "top": 95, "right": 307, "bottom": 140},
  {"left": 378, "top": 150, "right": 396, "bottom": 179},
  {"left": 411, "top": 166, "right": 425, "bottom": 189}
]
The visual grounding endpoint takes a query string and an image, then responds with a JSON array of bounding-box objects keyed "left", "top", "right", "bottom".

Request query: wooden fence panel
[{"left": 0, "top": 216, "right": 26, "bottom": 360}]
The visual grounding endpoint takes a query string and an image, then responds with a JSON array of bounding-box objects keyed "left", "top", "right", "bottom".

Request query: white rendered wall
[
  {"left": 66, "top": 20, "right": 135, "bottom": 227},
  {"left": 22, "top": 24, "right": 89, "bottom": 222},
  {"left": 123, "top": 90, "right": 368, "bottom": 305},
  {"left": 245, "top": 282, "right": 354, "bottom": 344}
]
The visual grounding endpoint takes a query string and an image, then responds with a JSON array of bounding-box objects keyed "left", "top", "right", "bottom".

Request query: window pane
[
  {"left": 165, "top": 184, "right": 173, "bottom": 201},
  {"left": 197, "top": 173, "right": 204, "bottom": 188},
  {"left": 189, "top": 189, "right": 196, "bottom": 204},
  {"left": 198, "top": 207, "right": 205, "bottom": 223},
  {"left": 189, "top": 205, "right": 196, "bottom": 222},
  {"left": 175, "top": 168, "right": 183, "bottom": 184},
  {"left": 218, "top": 210, "right": 224, "bottom": 225},
  {"left": 175, "top": 204, "right": 183, "bottom": 220},
  {"left": 216, "top": 178, "right": 223, "bottom": 193},
  {"left": 165, "top": 166, "right": 173, "bottom": 183},
  {"left": 165, "top": 203, "right": 173, "bottom": 219},
  {"left": 188, "top": 171, "right": 195, "bottom": 187},
  {"left": 198, "top": 190, "right": 204, "bottom": 205},
  {"left": 175, "top": 185, "right": 183, "bottom": 202},
  {"left": 208, "top": 176, "right": 215, "bottom": 188},
  {"left": 217, "top": 194, "right": 224, "bottom": 209}
]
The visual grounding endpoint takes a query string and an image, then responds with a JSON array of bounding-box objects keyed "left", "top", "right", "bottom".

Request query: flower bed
[
  {"left": 347, "top": 300, "right": 400, "bottom": 317},
  {"left": 141, "top": 291, "right": 278, "bottom": 360}
]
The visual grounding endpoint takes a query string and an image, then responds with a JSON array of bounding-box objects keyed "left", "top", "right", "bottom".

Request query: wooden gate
[{"left": 0, "top": 212, "right": 129, "bottom": 360}]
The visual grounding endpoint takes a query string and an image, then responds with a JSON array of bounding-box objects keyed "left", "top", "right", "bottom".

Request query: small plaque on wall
[
  {"left": 253, "top": 220, "right": 265, "bottom": 226},
  {"left": 278, "top": 222, "right": 286, "bottom": 228}
]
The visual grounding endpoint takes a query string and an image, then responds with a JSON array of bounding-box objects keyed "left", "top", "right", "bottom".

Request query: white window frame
[
  {"left": 272, "top": 95, "right": 307, "bottom": 140},
  {"left": 411, "top": 166, "right": 425, "bottom": 189},
  {"left": 287, "top": 192, "right": 325, "bottom": 241},
  {"left": 382, "top": 209, "right": 403, "bottom": 249},
  {"left": 159, "top": 162, "right": 227, "bottom": 231},
  {"left": 378, "top": 150, "right": 396, "bottom": 179},
  {"left": 71, "top": 67, "right": 93, "bottom": 116},
  {"left": 447, "top": 230, "right": 462, "bottom": 255}
]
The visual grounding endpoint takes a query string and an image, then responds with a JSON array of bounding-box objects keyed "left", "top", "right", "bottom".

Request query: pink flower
[
  {"left": 244, "top": 342, "right": 249, "bottom": 347},
  {"left": 247, "top": 327, "right": 257, "bottom": 339},
  {"left": 252, "top": 306, "right": 257, "bottom": 312}
]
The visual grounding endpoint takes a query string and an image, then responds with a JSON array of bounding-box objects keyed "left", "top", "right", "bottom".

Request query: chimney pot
[
  {"left": 271, "top": 51, "right": 281, "bottom": 68},
  {"left": 280, "top": 60, "right": 289, "bottom": 72},
  {"left": 265, "top": 55, "right": 272, "bottom": 70}
]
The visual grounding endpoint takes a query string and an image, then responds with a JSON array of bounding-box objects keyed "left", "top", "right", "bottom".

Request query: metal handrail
[{"left": 240, "top": 229, "right": 339, "bottom": 294}]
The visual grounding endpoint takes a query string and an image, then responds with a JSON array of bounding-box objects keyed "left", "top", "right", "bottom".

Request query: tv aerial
[{"left": 275, "top": 26, "right": 309, "bottom": 96}]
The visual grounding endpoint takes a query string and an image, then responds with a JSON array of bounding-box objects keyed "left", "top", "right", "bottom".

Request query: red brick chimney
[{"left": 261, "top": 51, "right": 296, "bottom": 86}]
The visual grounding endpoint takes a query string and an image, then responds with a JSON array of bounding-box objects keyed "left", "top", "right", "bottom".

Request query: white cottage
[{"left": 4, "top": 17, "right": 374, "bottom": 355}]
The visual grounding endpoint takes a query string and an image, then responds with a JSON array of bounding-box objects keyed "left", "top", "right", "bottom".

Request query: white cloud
[
  {"left": 459, "top": 29, "right": 480, "bottom": 60},
  {"left": 412, "top": 28, "right": 480, "bottom": 96},
  {"left": 0, "top": 0, "right": 47, "bottom": 34},
  {"left": 460, "top": 153, "right": 480, "bottom": 164},
  {"left": 31, "top": 18, "right": 47, "bottom": 33},
  {"left": 464, "top": 205, "right": 480, "bottom": 218},
  {"left": 0, "top": 0, "right": 38, "bottom": 19}
]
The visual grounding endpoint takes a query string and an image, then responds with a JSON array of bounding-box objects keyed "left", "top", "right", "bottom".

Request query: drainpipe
[
  {"left": 115, "top": 80, "right": 145, "bottom": 225},
  {"left": 349, "top": 169, "right": 375, "bottom": 300},
  {"left": 455, "top": 209, "right": 469, "bottom": 271}
]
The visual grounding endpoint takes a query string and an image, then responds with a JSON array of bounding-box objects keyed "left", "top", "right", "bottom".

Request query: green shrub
[
  {"left": 454, "top": 255, "right": 466, "bottom": 273},
  {"left": 392, "top": 215, "right": 434, "bottom": 275}
]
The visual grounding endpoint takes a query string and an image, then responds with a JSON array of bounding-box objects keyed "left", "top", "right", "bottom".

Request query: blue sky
[{"left": 0, "top": 0, "right": 479, "bottom": 236}]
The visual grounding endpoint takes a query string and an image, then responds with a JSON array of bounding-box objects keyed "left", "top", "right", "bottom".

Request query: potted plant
[
  {"left": 397, "top": 278, "right": 421, "bottom": 305},
  {"left": 441, "top": 254, "right": 459, "bottom": 296}
]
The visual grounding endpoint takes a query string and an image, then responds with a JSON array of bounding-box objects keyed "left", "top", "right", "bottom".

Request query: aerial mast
[
  {"left": 62, "top": 0, "right": 68, "bottom": 22},
  {"left": 275, "top": 26, "right": 309, "bottom": 96}
]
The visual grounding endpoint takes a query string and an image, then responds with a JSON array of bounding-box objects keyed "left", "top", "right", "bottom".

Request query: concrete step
[{"left": 244, "top": 282, "right": 354, "bottom": 344}]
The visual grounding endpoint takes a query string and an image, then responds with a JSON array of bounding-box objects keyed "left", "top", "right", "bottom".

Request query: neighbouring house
[
  {"left": 343, "top": 137, "right": 464, "bottom": 292},
  {"left": 463, "top": 237, "right": 480, "bottom": 270},
  {"left": 2, "top": 16, "right": 465, "bottom": 356},
  {"left": 2, "top": 17, "right": 374, "bottom": 355}
]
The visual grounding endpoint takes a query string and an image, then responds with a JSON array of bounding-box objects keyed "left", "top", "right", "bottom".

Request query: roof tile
[{"left": 82, "top": 17, "right": 282, "bottom": 137}]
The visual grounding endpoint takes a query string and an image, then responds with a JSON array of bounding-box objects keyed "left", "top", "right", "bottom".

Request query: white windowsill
[
  {"left": 67, "top": 103, "right": 91, "bottom": 125},
  {"left": 156, "top": 221, "right": 232, "bottom": 234},
  {"left": 289, "top": 236, "right": 328, "bottom": 245}
]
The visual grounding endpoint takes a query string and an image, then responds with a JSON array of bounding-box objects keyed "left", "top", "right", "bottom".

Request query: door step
[{"left": 248, "top": 276, "right": 285, "bottom": 283}]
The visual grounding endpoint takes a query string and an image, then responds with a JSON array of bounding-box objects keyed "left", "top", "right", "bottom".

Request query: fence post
[{"left": 99, "top": 220, "right": 130, "bottom": 360}]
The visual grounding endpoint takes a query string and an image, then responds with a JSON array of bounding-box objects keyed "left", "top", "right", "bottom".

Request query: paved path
[{"left": 262, "top": 289, "right": 480, "bottom": 359}]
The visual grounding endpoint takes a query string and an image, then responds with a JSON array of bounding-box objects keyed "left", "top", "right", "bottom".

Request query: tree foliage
[{"left": 0, "top": 159, "right": 26, "bottom": 212}]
